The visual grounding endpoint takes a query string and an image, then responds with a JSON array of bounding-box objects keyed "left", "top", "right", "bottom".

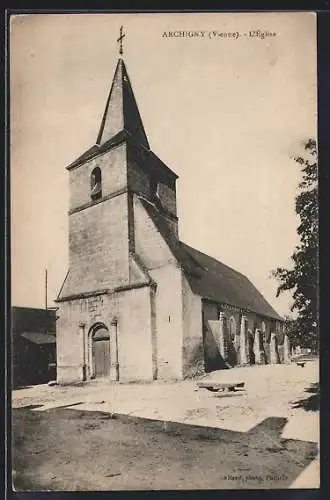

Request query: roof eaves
[
  {"left": 66, "top": 130, "right": 128, "bottom": 171},
  {"left": 126, "top": 132, "right": 178, "bottom": 180}
]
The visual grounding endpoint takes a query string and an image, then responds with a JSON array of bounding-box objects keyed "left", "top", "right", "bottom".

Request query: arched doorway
[{"left": 90, "top": 324, "right": 110, "bottom": 378}]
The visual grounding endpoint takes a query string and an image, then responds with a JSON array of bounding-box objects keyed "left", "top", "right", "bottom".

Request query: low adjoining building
[{"left": 12, "top": 306, "right": 57, "bottom": 388}]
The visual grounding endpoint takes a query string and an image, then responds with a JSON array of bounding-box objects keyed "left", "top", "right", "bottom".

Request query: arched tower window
[{"left": 91, "top": 167, "right": 102, "bottom": 201}]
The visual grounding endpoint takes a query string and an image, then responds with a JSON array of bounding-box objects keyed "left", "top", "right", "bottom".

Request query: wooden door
[
  {"left": 93, "top": 339, "right": 110, "bottom": 377},
  {"left": 92, "top": 329, "right": 110, "bottom": 378}
]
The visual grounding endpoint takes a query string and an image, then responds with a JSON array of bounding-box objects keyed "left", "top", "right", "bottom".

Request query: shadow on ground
[
  {"left": 13, "top": 385, "right": 36, "bottom": 391},
  {"left": 12, "top": 407, "right": 318, "bottom": 491},
  {"left": 291, "top": 383, "right": 319, "bottom": 412}
]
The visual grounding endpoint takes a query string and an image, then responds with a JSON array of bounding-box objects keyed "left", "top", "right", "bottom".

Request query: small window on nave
[
  {"left": 229, "top": 317, "right": 236, "bottom": 340},
  {"left": 150, "top": 176, "right": 158, "bottom": 198},
  {"left": 91, "top": 167, "right": 102, "bottom": 201},
  {"left": 149, "top": 176, "right": 162, "bottom": 207}
]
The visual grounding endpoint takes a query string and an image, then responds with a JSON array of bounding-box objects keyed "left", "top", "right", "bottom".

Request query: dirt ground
[
  {"left": 13, "top": 407, "right": 317, "bottom": 491},
  {"left": 11, "top": 361, "right": 320, "bottom": 491}
]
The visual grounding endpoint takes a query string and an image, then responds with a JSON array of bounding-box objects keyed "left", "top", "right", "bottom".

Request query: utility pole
[{"left": 45, "top": 268, "right": 48, "bottom": 311}]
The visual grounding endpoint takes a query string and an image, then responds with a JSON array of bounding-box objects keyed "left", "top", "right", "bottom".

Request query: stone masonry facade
[{"left": 56, "top": 56, "right": 288, "bottom": 384}]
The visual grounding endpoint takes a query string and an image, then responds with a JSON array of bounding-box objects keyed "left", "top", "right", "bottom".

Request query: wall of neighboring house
[
  {"left": 12, "top": 307, "right": 56, "bottom": 388},
  {"left": 13, "top": 339, "right": 55, "bottom": 387},
  {"left": 12, "top": 307, "right": 56, "bottom": 334}
]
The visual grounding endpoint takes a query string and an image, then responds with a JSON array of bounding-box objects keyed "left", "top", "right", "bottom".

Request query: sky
[{"left": 10, "top": 12, "right": 317, "bottom": 316}]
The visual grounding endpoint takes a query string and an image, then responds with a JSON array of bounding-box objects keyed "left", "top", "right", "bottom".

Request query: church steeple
[
  {"left": 66, "top": 26, "right": 178, "bottom": 214},
  {"left": 96, "top": 29, "right": 149, "bottom": 149}
]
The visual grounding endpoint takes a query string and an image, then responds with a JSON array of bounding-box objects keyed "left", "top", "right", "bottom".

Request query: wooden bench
[{"left": 197, "top": 381, "right": 245, "bottom": 393}]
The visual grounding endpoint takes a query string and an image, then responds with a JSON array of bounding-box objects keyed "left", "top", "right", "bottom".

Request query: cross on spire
[{"left": 117, "top": 25, "right": 125, "bottom": 56}]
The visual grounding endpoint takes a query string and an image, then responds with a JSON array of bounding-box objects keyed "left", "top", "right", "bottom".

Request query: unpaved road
[{"left": 13, "top": 406, "right": 317, "bottom": 491}]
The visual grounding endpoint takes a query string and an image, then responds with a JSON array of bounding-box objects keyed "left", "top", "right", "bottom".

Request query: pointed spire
[
  {"left": 96, "top": 30, "right": 149, "bottom": 149},
  {"left": 96, "top": 59, "right": 124, "bottom": 145}
]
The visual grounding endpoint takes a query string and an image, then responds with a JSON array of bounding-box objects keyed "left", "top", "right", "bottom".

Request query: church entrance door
[{"left": 92, "top": 326, "right": 110, "bottom": 378}]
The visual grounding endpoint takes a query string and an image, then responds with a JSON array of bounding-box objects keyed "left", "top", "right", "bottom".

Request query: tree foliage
[{"left": 272, "top": 139, "right": 318, "bottom": 350}]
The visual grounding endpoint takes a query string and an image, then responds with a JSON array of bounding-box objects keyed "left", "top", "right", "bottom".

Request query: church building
[{"left": 56, "top": 36, "right": 289, "bottom": 384}]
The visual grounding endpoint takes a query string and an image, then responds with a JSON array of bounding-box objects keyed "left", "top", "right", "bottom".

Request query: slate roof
[
  {"left": 181, "top": 243, "right": 283, "bottom": 321},
  {"left": 66, "top": 129, "right": 178, "bottom": 184},
  {"left": 139, "top": 198, "right": 282, "bottom": 321},
  {"left": 21, "top": 332, "right": 56, "bottom": 345},
  {"left": 66, "top": 58, "right": 179, "bottom": 180},
  {"left": 66, "top": 130, "right": 127, "bottom": 170},
  {"left": 97, "top": 58, "right": 149, "bottom": 149}
]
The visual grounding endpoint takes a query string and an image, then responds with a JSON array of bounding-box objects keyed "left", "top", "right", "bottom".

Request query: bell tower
[
  {"left": 56, "top": 28, "right": 184, "bottom": 384},
  {"left": 57, "top": 29, "right": 179, "bottom": 302}
]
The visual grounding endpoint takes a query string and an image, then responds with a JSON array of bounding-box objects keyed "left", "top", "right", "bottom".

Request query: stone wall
[
  {"left": 56, "top": 285, "right": 154, "bottom": 384},
  {"left": 156, "top": 182, "right": 177, "bottom": 216},
  {"left": 115, "top": 286, "right": 154, "bottom": 382},
  {"left": 57, "top": 149, "right": 183, "bottom": 384},
  {"left": 150, "top": 265, "right": 183, "bottom": 379},
  {"left": 133, "top": 195, "right": 176, "bottom": 269},
  {"left": 127, "top": 149, "right": 177, "bottom": 219},
  {"left": 193, "top": 301, "right": 284, "bottom": 371},
  {"left": 128, "top": 156, "right": 178, "bottom": 236},
  {"left": 218, "top": 304, "right": 241, "bottom": 366},
  {"left": 60, "top": 193, "right": 130, "bottom": 297},
  {"left": 69, "top": 144, "right": 127, "bottom": 212},
  {"left": 127, "top": 158, "right": 150, "bottom": 198},
  {"left": 56, "top": 294, "right": 114, "bottom": 384},
  {"left": 202, "top": 301, "right": 228, "bottom": 372},
  {"left": 182, "top": 274, "right": 204, "bottom": 378},
  {"left": 59, "top": 142, "right": 131, "bottom": 299},
  {"left": 133, "top": 196, "right": 184, "bottom": 379}
]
